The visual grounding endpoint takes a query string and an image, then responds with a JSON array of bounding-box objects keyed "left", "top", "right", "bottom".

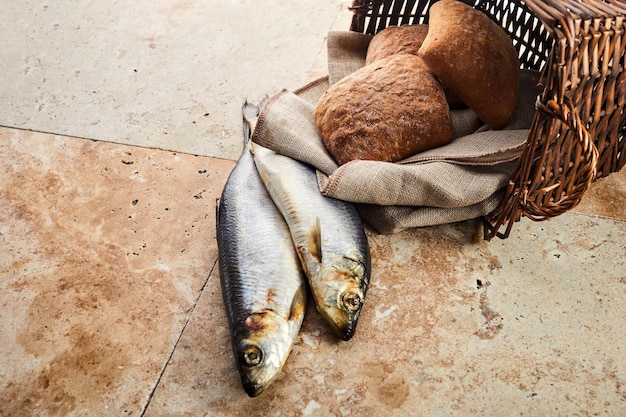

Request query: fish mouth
[
  {"left": 241, "top": 378, "right": 267, "bottom": 397},
  {"left": 337, "top": 320, "right": 357, "bottom": 342}
]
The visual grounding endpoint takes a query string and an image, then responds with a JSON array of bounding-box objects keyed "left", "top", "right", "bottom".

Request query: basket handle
[
  {"left": 521, "top": 95, "right": 599, "bottom": 219},
  {"left": 484, "top": 94, "right": 599, "bottom": 240}
]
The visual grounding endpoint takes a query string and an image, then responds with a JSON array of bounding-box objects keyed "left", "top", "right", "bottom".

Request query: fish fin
[
  {"left": 288, "top": 285, "right": 306, "bottom": 322},
  {"left": 215, "top": 198, "right": 221, "bottom": 226},
  {"left": 308, "top": 218, "right": 323, "bottom": 263},
  {"left": 249, "top": 138, "right": 256, "bottom": 156},
  {"left": 296, "top": 243, "right": 321, "bottom": 279}
]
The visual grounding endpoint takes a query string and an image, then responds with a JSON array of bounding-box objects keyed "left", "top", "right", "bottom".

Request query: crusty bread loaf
[
  {"left": 366, "top": 24, "right": 429, "bottom": 65},
  {"left": 418, "top": 0, "right": 519, "bottom": 128},
  {"left": 314, "top": 54, "right": 453, "bottom": 165}
]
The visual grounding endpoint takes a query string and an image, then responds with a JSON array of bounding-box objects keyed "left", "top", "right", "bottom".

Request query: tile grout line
[
  {"left": 138, "top": 257, "right": 219, "bottom": 417},
  {"left": 0, "top": 124, "right": 238, "bottom": 162}
]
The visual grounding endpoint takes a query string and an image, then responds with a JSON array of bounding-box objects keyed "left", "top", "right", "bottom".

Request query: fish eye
[
  {"left": 342, "top": 292, "right": 362, "bottom": 312},
  {"left": 241, "top": 345, "right": 263, "bottom": 367}
]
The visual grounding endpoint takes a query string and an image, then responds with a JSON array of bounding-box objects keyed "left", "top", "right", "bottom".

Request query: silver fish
[
  {"left": 249, "top": 113, "right": 371, "bottom": 341},
  {"left": 216, "top": 101, "right": 306, "bottom": 397}
]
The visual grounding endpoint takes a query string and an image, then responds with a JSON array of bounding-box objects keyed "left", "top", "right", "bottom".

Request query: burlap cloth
[{"left": 252, "top": 31, "right": 543, "bottom": 234}]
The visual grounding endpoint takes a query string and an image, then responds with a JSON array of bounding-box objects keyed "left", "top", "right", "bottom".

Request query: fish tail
[
  {"left": 242, "top": 99, "right": 259, "bottom": 144},
  {"left": 242, "top": 96, "right": 270, "bottom": 143}
]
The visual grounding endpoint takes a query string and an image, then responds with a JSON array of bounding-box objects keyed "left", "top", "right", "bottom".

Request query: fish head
[
  {"left": 314, "top": 254, "right": 370, "bottom": 341},
  {"left": 232, "top": 311, "right": 293, "bottom": 397}
]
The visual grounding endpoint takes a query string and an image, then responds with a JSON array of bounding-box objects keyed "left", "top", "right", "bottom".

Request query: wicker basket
[{"left": 349, "top": 0, "right": 626, "bottom": 239}]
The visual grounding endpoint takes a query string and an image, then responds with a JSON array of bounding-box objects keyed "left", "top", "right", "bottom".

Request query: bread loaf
[
  {"left": 314, "top": 54, "right": 453, "bottom": 165},
  {"left": 418, "top": 0, "right": 519, "bottom": 128}
]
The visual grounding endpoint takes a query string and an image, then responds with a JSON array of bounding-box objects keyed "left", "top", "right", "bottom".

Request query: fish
[
  {"left": 248, "top": 107, "right": 371, "bottom": 341},
  {"left": 216, "top": 101, "right": 306, "bottom": 397}
]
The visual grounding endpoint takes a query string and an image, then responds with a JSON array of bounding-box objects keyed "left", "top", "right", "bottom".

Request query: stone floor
[{"left": 1, "top": 1, "right": 625, "bottom": 416}]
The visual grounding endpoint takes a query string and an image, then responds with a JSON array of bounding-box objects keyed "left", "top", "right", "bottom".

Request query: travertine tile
[
  {"left": 0, "top": 127, "right": 233, "bottom": 416},
  {"left": 306, "top": 2, "right": 356, "bottom": 82},
  {"left": 145, "top": 215, "right": 626, "bottom": 416},
  {"left": 0, "top": 1, "right": 346, "bottom": 161},
  {"left": 572, "top": 167, "right": 626, "bottom": 220}
]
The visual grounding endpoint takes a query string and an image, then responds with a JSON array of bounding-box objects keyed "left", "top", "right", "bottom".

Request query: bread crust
[{"left": 315, "top": 54, "right": 453, "bottom": 165}]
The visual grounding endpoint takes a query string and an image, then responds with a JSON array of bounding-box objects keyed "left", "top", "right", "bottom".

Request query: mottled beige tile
[
  {"left": 572, "top": 167, "right": 626, "bottom": 220},
  {"left": 0, "top": 127, "right": 234, "bottom": 416},
  {"left": 145, "top": 215, "right": 626, "bottom": 416},
  {"left": 306, "top": 2, "right": 356, "bottom": 83},
  {"left": 0, "top": 1, "right": 345, "bottom": 161}
]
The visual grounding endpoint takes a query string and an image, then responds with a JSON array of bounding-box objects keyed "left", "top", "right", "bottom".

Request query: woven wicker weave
[{"left": 349, "top": 0, "right": 626, "bottom": 239}]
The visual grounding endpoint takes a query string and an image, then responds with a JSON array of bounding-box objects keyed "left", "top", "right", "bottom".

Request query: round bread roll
[
  {"left": 314, "top": 54, "right": 453, "bottom": 165},
  {"left": 418, "top": 0, "right": 519, "bottom": 128},
  {"left": 366, "top": 24, "right": 429, "bottom": 65}
]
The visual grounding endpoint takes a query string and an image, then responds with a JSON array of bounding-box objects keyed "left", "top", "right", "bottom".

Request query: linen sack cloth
[{"left": 252, "top": 31, "right": 542, "bottom": 234}]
